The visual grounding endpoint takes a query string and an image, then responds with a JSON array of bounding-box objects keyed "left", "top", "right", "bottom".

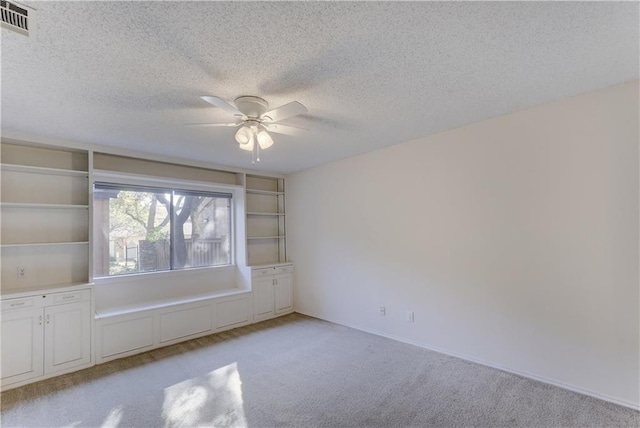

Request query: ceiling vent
[{"left": 1, "top": 0, "right": 35, "bottom": 37}]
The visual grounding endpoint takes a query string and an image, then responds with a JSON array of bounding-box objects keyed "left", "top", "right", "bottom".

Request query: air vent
[{"left": 1, "top": 0, "right": 35, "bottom": 37}]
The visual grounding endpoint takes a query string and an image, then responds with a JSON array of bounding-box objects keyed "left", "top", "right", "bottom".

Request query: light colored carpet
[{"left": 1, "top": 313, "right": 638, "bottom": 427}]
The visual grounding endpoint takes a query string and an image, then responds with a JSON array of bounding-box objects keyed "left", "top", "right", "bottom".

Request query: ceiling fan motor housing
[{"left": 234, "top": 96, "right": 269, "bottom": 119}]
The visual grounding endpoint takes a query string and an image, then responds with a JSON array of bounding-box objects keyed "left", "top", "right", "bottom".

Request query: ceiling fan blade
[
  {"left": 262, "top": 101, "right": 308, "bottom": 123},
  {"left": 262, "top": 123, "right": 308, "bottom": 136},
  {"left": 184, "top": 122, "right": 242, "bottom": 127},
  {"left": 200, "top": 96, "right": 245, "bottom": 117}
]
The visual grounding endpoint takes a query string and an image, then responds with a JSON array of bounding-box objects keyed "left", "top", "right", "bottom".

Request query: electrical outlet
[
  {"left": 17, "top": 266, "right": 27, "bottom": 278},
  {"left": 406, "top": 311, "right": 414, "bottom": 322},
  {"left": 379, "top": 306, "right": 386, "bottom": 316}
]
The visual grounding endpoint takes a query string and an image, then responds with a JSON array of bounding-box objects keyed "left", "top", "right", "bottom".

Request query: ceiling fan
[{"left": 187, "top": 95, "right": 308, "bottom": 163}]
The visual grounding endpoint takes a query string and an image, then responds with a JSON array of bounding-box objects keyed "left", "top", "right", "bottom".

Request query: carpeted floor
[{"left": 1, "top": 313, "right": 638, "bottom": 427}]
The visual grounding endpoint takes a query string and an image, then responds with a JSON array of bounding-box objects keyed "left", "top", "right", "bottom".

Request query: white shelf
[
  {"left": 246, "top": 212, "right": 285, "bottom": 216},
  {"left": 1, "top": 242, "right": 89, "bottom": 249},
  {"left": 246, "top": 189, "right": 285, "bottom": 196},
  {"left": 1, "top": 144, "right": 90, "bottom": 292},
  {"left": 0, "top": 203, "right": 89, "bottom": 210},
  {"left": 245, "top": 175, "right": 286, "bottom": 266},
  {"left": 1, "top": 163, "right": 88, "bottom": 178}
]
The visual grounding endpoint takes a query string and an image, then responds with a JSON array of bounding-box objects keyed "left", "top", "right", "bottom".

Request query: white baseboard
[{"left": 294, "top": 310, "right": 640, "bottom": 412}]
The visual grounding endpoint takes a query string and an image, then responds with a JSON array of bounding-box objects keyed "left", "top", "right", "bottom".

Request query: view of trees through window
[{"left": 94, "top": 184, "right": 231, "bottom": 277}]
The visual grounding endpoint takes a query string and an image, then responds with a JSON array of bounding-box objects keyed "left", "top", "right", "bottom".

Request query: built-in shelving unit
[
  {"left": 245, "top": 175, "right": 286, "bottom": 266},
  {"left": 0, "top": 143, "right": 91, "bottom": 292}
]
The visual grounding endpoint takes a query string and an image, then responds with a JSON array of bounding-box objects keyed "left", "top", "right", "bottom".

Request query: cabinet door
[
  {"left": 44, "top": 301, "right": 91, "bottom": 374},
  {"left": 274, "top": 273, "right": 293, "bottom": 315},
  {"left": 253, "top": 276, "right": 275, "bottom": 321},
  {"left": 1, "top": 308, "right": 44, "bottom": 385}
]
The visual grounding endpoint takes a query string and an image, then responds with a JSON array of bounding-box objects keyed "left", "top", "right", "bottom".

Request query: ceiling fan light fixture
[
  {"left": 235, "top": 126, "right": 252, "bottom": 145},
  {"left": 196, "top": 95, "right": 308, "bottom": 162},
  {"left": 238, "top": 137, "right": 254, "bottom": 151},
  {"left": 257, "top": 130, "right": 274, "bottom": 150}
]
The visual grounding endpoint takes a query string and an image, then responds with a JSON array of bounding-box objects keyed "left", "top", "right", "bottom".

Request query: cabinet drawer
[
  {"left": 48, "top": 289, "right": 91, "bottom": 305},
  {"left": 252, "top": 268, "right": 274, "bottom": 278},
  {"left": 1, "top": 296, "right": 41, "bottom": 312},
  {"left": 274, "top": 266, "right": 293, "bottom": 275},
  {"left": 252, "top": 265, "right": 294, "bottom": 277}
]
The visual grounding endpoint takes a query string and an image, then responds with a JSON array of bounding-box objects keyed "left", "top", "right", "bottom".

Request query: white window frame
[{"left": 92, "top": 170, "right": 244, "bottom": 279}]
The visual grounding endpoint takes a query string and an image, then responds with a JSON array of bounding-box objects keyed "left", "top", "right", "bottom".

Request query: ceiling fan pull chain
[
  {"left": 255, "top": 127, "right": 261, "bottom": 162},
  {"left": 251, "top": 137, "right": 256, "bottom": 165}
]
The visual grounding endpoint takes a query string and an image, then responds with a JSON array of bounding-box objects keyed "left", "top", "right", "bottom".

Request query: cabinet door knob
[
  {"left": 46, "top": 314, "right": 50, "bottom": 324},
  {"left": 38, "top": 315, "right": 42, "bottom": 326}
]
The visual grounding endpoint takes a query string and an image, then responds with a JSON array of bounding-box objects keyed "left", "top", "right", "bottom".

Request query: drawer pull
[
  {"left": 10, "top": 302, "right": 25, "bottom": 307},
  {"left": 38, "top": 315, "right": 42, "bottom": 325},
  {"left": 46, "top": 314, "right": 50, "bottom": 324},
  {"left": 62, "top": 295, "right": 75, "bottom": 300}
]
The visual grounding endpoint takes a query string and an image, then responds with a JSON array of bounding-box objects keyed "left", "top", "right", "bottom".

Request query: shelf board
[
  {"left": 246, "top": 189, "right": 285, "bottom": 196},
  {"left": 247, "top": 236, "right": 286, "bottom": 240},
  {"left": 246, "top": 212, "right": 285, "bottom": 216},
  {"left": 0, "top": 202, "right": 89, "bottom": 210},
  {"left": 1, "top": 163, "right": 89, "bottom": 178},
  {"left": 0, "top": 241, "right": 89, "bottom": 248}
]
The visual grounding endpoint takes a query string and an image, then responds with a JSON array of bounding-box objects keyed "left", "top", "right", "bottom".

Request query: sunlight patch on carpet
[
  {"left": 162, "top": 362, "right": 246, "bottom": 427},
  {"left": 100, "top": 405, "right": 123, "bottom": 428}
]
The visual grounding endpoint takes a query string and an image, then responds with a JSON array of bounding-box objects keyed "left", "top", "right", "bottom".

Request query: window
[{"left": 94, "top": 183, "right": 232, "bottom": 277}]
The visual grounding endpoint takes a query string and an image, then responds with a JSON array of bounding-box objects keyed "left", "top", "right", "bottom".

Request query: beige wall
[{"left": 287, "top": 80, "right": 639, "bottom": 408}]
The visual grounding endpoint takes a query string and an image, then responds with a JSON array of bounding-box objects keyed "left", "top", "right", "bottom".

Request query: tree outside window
[{"left": 94, "top": 184, "right": 231, "bottom": 277}]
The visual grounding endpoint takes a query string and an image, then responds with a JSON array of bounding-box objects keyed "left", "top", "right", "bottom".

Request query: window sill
[{"left": 94, "top": 264, "right": 236, "bottom": 285}]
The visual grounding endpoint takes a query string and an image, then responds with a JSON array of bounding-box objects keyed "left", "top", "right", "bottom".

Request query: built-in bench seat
[
  {"left": 95, "top": 287, "right": 253, "bottom": 363},
  {"left": 94, "top": 287, "right": 248, "bottom": 319},
  {"left": 93, "top": 267, "right": 254, "bottom": 363}
]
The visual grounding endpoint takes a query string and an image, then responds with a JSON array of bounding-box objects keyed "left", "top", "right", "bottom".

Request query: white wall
[{"left": 287, "top": 80, "right": 639, "bottom": 408}]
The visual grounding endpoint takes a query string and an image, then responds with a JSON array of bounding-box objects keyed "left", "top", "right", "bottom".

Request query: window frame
[{"left": 92, "top": 170, "right": 241, "bottom": 279}]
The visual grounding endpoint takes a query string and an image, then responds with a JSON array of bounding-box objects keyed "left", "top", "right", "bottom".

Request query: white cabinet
[
  {"left": 1, "top": 288, "right": 92, "bottom": 389},
  {"left": 252, "top": 264, "right": 294, "bottom": 322},
  {"left": 274, "top": 273, "right": 293, "bottom": 315},
  {"left": 253, "top": 276, "right": 276, "bottom": 321},
  {"left": 1, "top": 307, "right": 44, "bottom": 385},
  {"left": 44, "top": 301, "right": 91, "bottom": 374}
]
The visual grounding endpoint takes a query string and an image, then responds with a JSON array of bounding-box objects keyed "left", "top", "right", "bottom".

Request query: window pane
[
  {"left": 94, "top": 187, "right": 171, "bottom": 276},
  {"left": 172, "top": 193, "right": 231, "bottom": 269}
]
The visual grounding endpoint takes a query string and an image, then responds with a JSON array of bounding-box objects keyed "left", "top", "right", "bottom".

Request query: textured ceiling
[{"left": 2, "top": 1, "right": 638, "bottom": 173}]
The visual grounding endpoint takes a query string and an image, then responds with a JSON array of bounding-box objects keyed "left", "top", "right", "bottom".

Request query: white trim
[
  {"left": 93, "top": 169, "right": 243, "bottom": 193},
  {"left": 0, "top": 203, "right": 89, "bottom": 210},
  {"left": 295, "top": 310, "right": 640, "bottom": 411},
  {"left": 1, "top": 241, "right": 89, "bottom": 248},
  {"left": 0, "top": 163, "right": 88, "bottom": 177}
]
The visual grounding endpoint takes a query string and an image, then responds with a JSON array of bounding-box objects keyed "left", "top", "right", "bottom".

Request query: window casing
[{"left": 94, "top": 183, "right": 232, "bottom": 277}]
